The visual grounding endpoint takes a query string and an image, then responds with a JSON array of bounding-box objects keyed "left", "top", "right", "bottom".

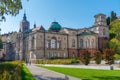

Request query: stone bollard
[
  {"left": 110, "top": 65, "right": 114, "bottom": 70},
  {"left": 65, "top": 75, "right": 69, "bottom": 80}
]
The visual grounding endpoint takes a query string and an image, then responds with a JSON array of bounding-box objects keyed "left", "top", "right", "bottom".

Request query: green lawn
[{"left": 41, "top": 66, "right": 120, "bottom": 80}]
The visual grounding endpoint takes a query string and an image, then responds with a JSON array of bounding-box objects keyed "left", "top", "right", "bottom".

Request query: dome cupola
[{"left": 49, "top": 21, "right": 62, "bottom": 32}]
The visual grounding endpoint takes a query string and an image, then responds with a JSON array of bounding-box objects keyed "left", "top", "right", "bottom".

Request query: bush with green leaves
[
  {"left": 35, "top": 58, "right": 80, "bottom": 64},
  {"left": 114, "top": 54, "right": 120, "bottom": 60},
  {"left": 94, "top": 51, "right": 102, "bottom": 64}
]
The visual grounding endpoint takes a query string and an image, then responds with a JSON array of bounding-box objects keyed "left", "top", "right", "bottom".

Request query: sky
[{"left": 0, "top": 0, "right": 120, "bottom": 34}]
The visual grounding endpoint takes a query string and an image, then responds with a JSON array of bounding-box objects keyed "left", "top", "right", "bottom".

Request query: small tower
[
  {"left": 93, "top": 13, "right": 109, "bottom": 38},
  {"left": 19, "top": 12, "right": 30, "bottom": 32},
  {"left": 94, "top": 14, "right": 107, "bottom": 26},
  {"left": 92, "top": 13, "right": 109, "bottom": 49}
]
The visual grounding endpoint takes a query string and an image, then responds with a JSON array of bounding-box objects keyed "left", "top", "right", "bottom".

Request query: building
[{"left": 1, "top": 13, "right": 109, "bottom": 61}]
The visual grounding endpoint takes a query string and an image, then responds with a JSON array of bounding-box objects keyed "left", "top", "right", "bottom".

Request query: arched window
[
  {"left": 51, "top": 37, "right": 57, "bottom": 49},
  {"left": 103, "top": 28, "right": 106, "bottom": 35},
  {"left": 72, "top": 39, "right": 75, "bottom": 47},
  {"left": 91, "top": 39, "right": 94, "bottom": 48},
  {"left": 80, "top": 39, "right": 83, "bottom": 48}
]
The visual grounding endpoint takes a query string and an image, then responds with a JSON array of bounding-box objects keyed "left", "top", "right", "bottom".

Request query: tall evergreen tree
[
  {"left": 110, "top": 11, "right": 117, "bottom": 22},
  {"left": 106, "top": 17, "right": 110, "bottom": 25}
]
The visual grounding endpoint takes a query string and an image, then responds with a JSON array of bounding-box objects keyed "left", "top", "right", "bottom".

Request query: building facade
[{"left": 1, "top": 13, "right": 109, "bottom": 61}]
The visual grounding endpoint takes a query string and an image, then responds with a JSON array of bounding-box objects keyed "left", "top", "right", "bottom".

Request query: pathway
[
  {"left": 27, "top": 64, "right": 80, "bottom": 80},
  {"left": 40, "top": 64, "right": 120, "bottom": 70}
]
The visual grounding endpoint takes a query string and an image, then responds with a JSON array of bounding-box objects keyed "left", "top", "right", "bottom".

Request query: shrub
[
  {"left": 35, "top": 58, "right": 80, "bottom": 64},
  {"left": 94, "top": 51, "right": 102, "bottom": 64},
  {"left": 80, "top": 49, "right": 90, "bottom": 65},
  {"left": 0, "top": 61, "right": 23, "bottom": 80},
  {"left": 114, "top": 54, "right": 120, "bottom": 60},
  {"left": 103, "top": 48, "right": 115, "bottom": 65},
  {"left": 71, "top": 58, "right": 80, "bottom": 64}
]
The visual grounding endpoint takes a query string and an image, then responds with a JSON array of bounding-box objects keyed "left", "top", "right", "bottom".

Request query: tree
[
  {"left": 80, "top": 49, "right": 90, "bottom": 65},
  {"left": 106, "top": 17, "right": 110, "bottom": 25},
  {"left": 103, "top": 48, "right": 115, "bottom": 65},
  {"left": 106, "top": 38, "right": 120, "bottom": 54},
  {"left": 110, "top": 11, "right": 117, "bottom": 22},
  {"left": 94, "top": 51, "right": 102, "bottom": 64},
  {"left": 110, "top": 20, "right": 120, "bottom": 39},
  {"left": 106, "top": 11, "right": 117, "bottom": 26},
  {"left": 0, "top": 0, "right": 23, "bottom": 21}
]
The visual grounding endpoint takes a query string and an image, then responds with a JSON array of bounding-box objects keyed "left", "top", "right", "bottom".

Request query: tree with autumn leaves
[
  {"left": 80, "top": 49, "right": 115, "bottom": 65},
  {"left": 103, "top": 48, "right": 115, "bottom": 65},
  {"left": 80, "top": 49, "right": 90, "bottom": 65}
]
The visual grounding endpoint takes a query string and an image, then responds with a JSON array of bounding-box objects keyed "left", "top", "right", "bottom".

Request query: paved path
[
  {"left": 39, "top": 64, "right": 120, "bottom": 70},
  {"left": 27, "top": 65, "right": 80, "bottom": 80}
]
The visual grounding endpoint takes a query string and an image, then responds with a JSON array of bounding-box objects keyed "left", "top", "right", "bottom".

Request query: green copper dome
[{"left": 49, "top": 22, "right": 62, "bottom": 32}]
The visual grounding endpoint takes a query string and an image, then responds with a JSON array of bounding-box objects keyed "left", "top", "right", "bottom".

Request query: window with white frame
[
  {"left": 57, "top": 41, "right": 61, "bottom": 49},
  {"left": 46, "top": 40, "right": 50, "bottom": 48},
  {"left": 72, "top": 39, "right": 75, "bottom": 47},
  {"left": 51, "top": 37, "right": 57, "bottom": 49}
]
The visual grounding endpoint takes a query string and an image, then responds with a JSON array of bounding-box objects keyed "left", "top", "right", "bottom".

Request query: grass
[
  {"left": 0, "top": 61, "right": 35, "bottom": 80},
  {"left": 21, "top": 64, "right": 35, "bottom": 80},
  {"left": 41, "top": 66, "right": 120, "bottom": 80},
  {"left": 0, "top": 61, "right": 22, "bottom": 80}
]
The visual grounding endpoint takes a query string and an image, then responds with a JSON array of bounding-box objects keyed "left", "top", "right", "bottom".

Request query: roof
[
  {"left": 32, "top": 25, "right": 45, "bottom": 31},
  {"left": 78, "top": 31, "right": 95, "bottom": 36},
  {"left": 94, "top": 13, "right": 106, "bottom": 18},
  {"left": 62, "top": 27, "right": 78, "bottom": 31}
]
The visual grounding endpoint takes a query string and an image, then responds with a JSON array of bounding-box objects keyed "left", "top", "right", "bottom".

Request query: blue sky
[{"left": 0, "top": 0, "right": 120, "bottom": 34}]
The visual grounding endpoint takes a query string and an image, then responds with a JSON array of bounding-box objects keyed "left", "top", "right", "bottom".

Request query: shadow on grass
[{"left": 93, "top": 76, "right": 120, "bottom": 80}]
